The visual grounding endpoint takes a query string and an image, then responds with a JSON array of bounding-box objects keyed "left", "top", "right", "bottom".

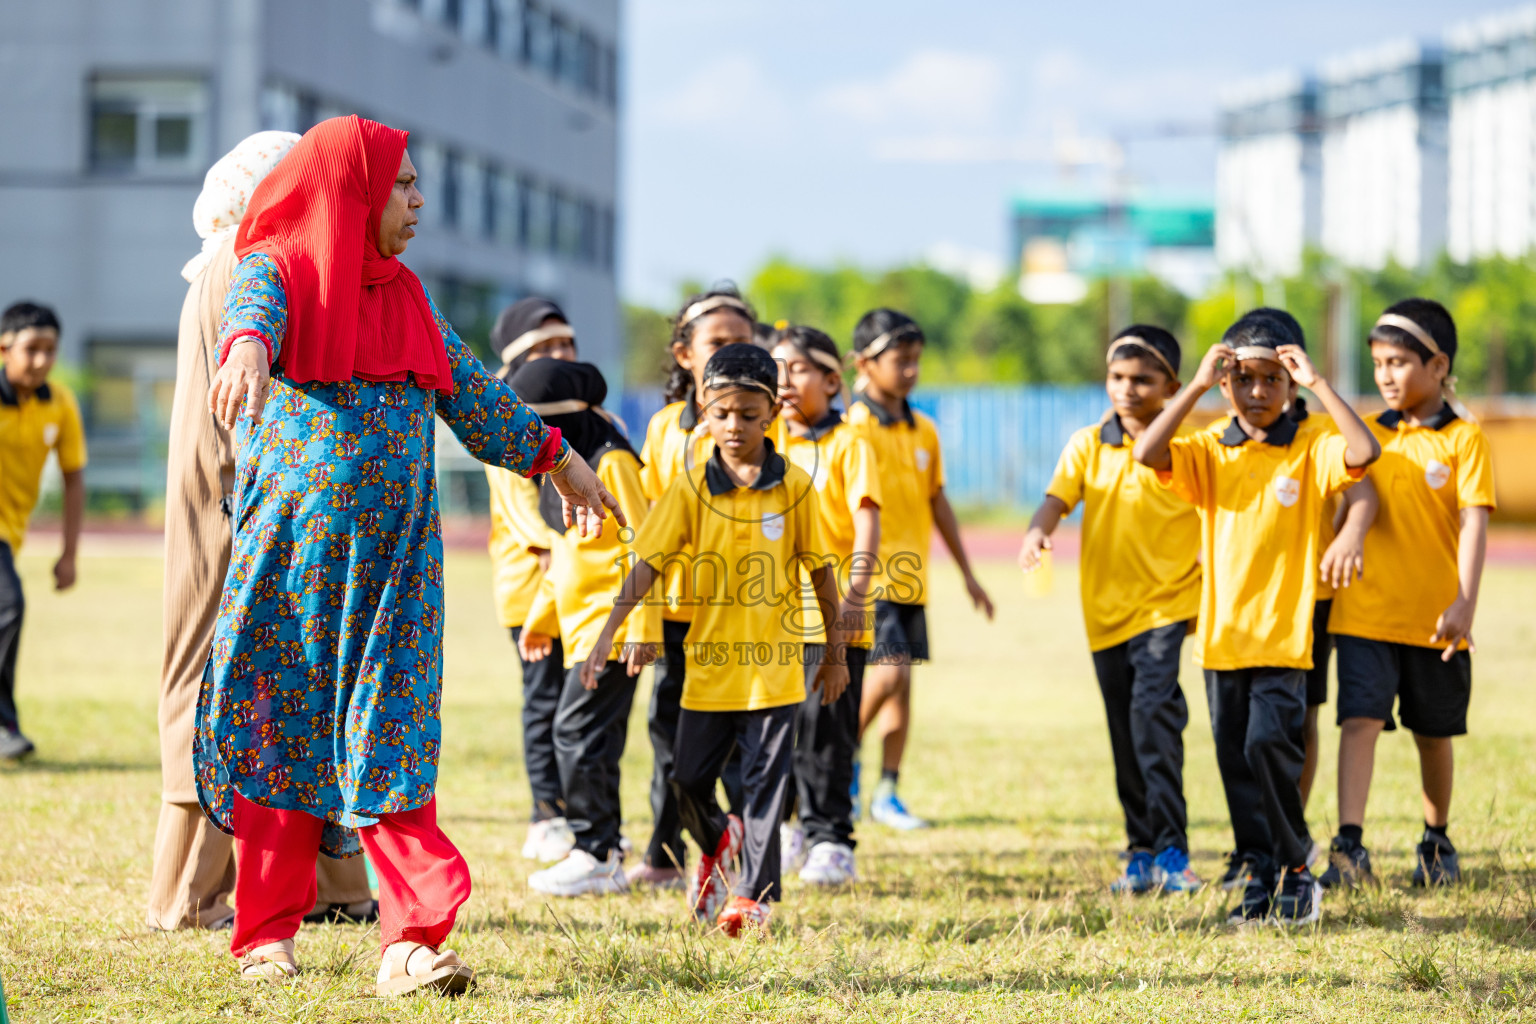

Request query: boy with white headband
[
  {"left": 1322, "top": 298, "right": 1496, "bottom": 890},
  {"left": 1020, "top": 325, "right": 1203, "bottom": 895},
  {"left": 1135, "top": 312, "right": 1380, "bottom": 926}
]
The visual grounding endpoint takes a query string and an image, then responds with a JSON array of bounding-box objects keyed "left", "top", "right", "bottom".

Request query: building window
[
  {"left": 88, "top": 76, "right": 208, "bottom": 174},
  {"left": 482, "top": 0, "right": 501, "bottom": 49},
  {"left": 442, "top": 0, "right": 462, "bottom": 30},
  {"left": 495, "top": 171, "right": 520, "bottom": 247},
  {"left": 481, "top": 165, "right": 498, "bottom": 240},
  {"left": 441, "top": 150, "right": 461, "bottom": 229},
  {"left": 601, "top": 46, "right": 618, "bottom": 108},
  {"left": 521, "top": 2, "right": 555, "bottom": 77},
  {"left": 599, "top": 206, "right": 615, "bottom": 270}
]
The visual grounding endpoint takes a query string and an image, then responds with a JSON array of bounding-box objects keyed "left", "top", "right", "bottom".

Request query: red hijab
[{"left": 235, "top": 115, "right": 453, "bottom": 392}]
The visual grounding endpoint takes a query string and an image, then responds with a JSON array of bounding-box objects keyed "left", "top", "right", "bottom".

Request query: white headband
[
  {"left": 1230, "top": 345, "right": 1285, "bottom": 363},
  {"left": 860, "top": 324, "right": 922, "bottom": 361},
  {"left": 524, "top": 399, "right": 618, "bottom": 425},
  {"left": 1107, "top": 336, "right": 1177, "bottom": 377},
  {"left": 500, "top": 323, "right": 575, "bottom": 367},
  {"left": 680, "top": 295, "right": 752, "bottom": 328},
  {"left": 1374, "top": 314, "right": 1441, "bottom": 356}
]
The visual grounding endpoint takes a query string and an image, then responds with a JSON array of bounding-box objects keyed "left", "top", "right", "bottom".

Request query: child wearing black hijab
[
  {"left": 515, "top": 359, "right": 661, "bottom": 897},
  {"left": 486, "top": 298, "right": 579, "bottom": 864}
]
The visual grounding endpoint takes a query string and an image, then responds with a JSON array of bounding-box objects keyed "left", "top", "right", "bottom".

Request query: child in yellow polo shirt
[
  {"left": 1322, "top": 299, "right": 1496, "bottom": 891},
  {"left": 486, "top": 296, "right": 577, "bottom": 864},
  {"left": 846, "top": 308, "right": 994, "bottom": 831},
  {"left": 1135, "top": 312, "right": 1380, "bottom": 926},
  {"left": 770, "top": 324, "right": 883, "bottom": 887},
  {"left": 0, "top": 302, "right": 86, "bottom": 761},
  {"left": 1020, "top": 325, "right": 1202, "bottom": 895},
  {"left": 582, "top": 343, "right": 849, "bottom": 936},
  {"left": 506, "top": 359, "right": 660, "bottom": 898},
  {"left": 631, "top": 287, "right": 756, "bottom": 888}
]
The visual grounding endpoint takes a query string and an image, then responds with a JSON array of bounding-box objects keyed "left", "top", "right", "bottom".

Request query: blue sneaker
[
  {"left": 869, "top": 780, "right": 928, "bottom": 830},
  {"left": 1111, "top": 850, "right": 1156, "bottom": 894},
  {"left": 1152, "top": 846, "right": 1203, "bottom": 893},
  {"left": 849, "top": 761, "right": 861, "bottom": 822}
]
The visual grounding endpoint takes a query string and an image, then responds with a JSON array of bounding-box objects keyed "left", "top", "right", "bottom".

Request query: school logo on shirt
[
  {"left": 762, "top": 512, "right": 785, "bottom": 541},
  {"left": 42, "top": 423, "right": 58, "bottom": 446},
  {"left": 915, "top": 448, "right": 930, "bottom": 472},
  {"left": 1425, "top": 460, "right": 1451, "bottom": 490},
  {"left": 1273, "top": 476, "right": 1301, "bottom": 508}
]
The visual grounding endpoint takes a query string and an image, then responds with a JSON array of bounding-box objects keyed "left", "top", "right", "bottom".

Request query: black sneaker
[
  {"left": 1318, "top": 835, "right": 1376, "bottom": 890},
  {"left": 1225, "top": 878, "right": 1271, "bottom": 926},
  {"left": 1274, "top": 866, "right": 1322, "bottom": 926},
  {"left": 1219, "top": 851, "right": 1255, "bottom": 892},
  {"left": 0, "top": 727, "right": 34, "bottom": 761},
  {"left": 1412, "top": 831, "right": 1460, "bottom": 887}
]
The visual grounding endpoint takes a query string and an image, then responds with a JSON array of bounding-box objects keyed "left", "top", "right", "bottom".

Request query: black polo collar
[
  {"left": 1378, "top": 404, "right": 1458, "bottom": 431},
  {"left": 678, "top": 398, "right": 701, "bottom": 431},
  {"left": 1099, "top": 414, "right": 1128, "bottom": 446},
  {"left": 855, "top": 393, "right": 915, "bottom": 427},
  {"left": 0, "top": 373, "right": 50, "bottom": 407},
  {"left": 802, "top": 409, "right": 843, "bottom": 442},
  {"left": 705, "top": 439, "right": 788, "bottom": 496},
  {"left": 1218, "top": 413, "right": 1299, "bottom": 448}
]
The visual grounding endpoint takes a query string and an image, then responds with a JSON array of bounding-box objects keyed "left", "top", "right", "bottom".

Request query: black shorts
[
  {"left": 870, "top": 600, "right": 928, "bottom": 664},
  {"left": 1306, "top": 600, "right": 1334, "bottom": 708},
  {"left": 1335, "top": 635, "right": 1471, "bottom": 736}
]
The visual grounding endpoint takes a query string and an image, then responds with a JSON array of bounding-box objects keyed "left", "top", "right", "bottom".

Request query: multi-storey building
[{"left": 0, "top": 0, "right": 621, "bottom": 502}]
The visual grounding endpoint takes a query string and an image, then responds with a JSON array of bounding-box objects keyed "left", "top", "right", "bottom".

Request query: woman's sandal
[
  {"left": 238, "top": 939, "right": 300, "bottom": 982},
  {"left": 375, "top": 942, "right": 476, "bottom": 998}
]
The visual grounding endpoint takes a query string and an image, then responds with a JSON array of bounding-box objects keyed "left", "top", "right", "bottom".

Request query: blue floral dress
[{"left": 195, "top": 253, "right": 562, "bottom": 856}]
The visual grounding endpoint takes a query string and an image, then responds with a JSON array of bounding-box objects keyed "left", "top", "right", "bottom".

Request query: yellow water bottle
[{"left": 1023, "top": 546, "right": 1054, "bottom": 598}]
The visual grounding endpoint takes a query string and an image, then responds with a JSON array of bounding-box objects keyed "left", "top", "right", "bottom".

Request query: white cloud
[
  {"left": 819, "top": 50, "right": 1006, "bottom": 129},
  {"left": 640, "top": 53, "right": 790, "bottom": 131}
]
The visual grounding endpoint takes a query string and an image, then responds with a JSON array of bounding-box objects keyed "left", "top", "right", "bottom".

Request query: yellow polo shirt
[
  {"left": 1047, "top": 415, "right": 1201, "bottom": 652},
  {"left": 1160, "top": 415, "right": 1363, "bottom": 671},
  {"left": 523, "top": 448, "right": 661, "bottom": 667},
  {"left": 638, "top": 399, "right": 715, "bottom": 622},
  {"left": 1329, "top": 406, "right": 1496, "bottom": 649},
  {"left": 781, "top": 412, "right": 883, "bottom": 646},
  {"left": 486, "top": 467, "right": 555, "bottom": 629},
  {"left": 0, "top": 378, "right": 87, "bottom": 553},
  {"left": 845, "top": 396, "right": 943, "bottom": 606},
  {"left": 634, "top": 444, "right": 827, "bottom": 712},
  {"left": 1210, "top": 410, "right": 1345, "bottom": 600}
]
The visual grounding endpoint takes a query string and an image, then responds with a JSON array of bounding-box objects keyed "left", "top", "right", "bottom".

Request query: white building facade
[
  {"left": 1215, "top": 74, "right": 1322, "bottom": 278},
  {"left": 0, "top": 0, "right": 621, "bottom": 501},
  {"left": 1317, "top": 40, "right": 1447, "bottom": 271},
  {"left": 1446, "top": 6, "right": 1536, "bottom": 262}
]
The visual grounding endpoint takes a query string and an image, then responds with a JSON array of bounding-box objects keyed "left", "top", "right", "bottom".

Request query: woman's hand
[
  {"left": 209, "top": 339, "right": 271, "bottom": 430},
  {"left": 549, "top": 453, "right": 627, "bottom": 538}
]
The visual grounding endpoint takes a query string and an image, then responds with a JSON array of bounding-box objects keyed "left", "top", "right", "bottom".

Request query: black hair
[
  {"left": 771, "top": 324, "right": 841, "bottom": 375},
  {"left": 752, "top": 321, "right": 777, "bottom": 349},
  {"left": 1108, "top": 324, "right": 1182, "bottom": 377},
  {"left": 851, "top": 308, "right": 924, "bottom": 355},
  {"left": 0, "top": 301, "right": 61, "bottom": 338},
  {"left": 664, "top": 284, "right": 758, "bottom": 405},
  {"left": 701, "top": 342, "right": 778, "bottom": 400},
  {"left": 1370, "top": 297, "right": 1457, "bottom": 371},
  {"left": 1222, "top": 309, "right": 1302, "bottom": 353}
]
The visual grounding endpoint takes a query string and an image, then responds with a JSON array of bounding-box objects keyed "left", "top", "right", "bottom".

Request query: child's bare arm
[
  {"left": 1019, "top": 495, "right": 1069, "bottom": 572},
  {"left": 579, "top": 559, "right": 660, "bottom": 688},
  {"left": 54, "top": 469, "right": 84, "bottom": 591},
  {"left": 1134, "top": 343, "right": 1231, "bottom": 470},
  {"left": 932, "top": 488, "right": 994, "bottom": 620},
  {"left": 1276, "top": 345, "right": 1380, "bottom": 468},
  {"left": 809, "top": 565, "right": 850, "bottom": 706},
  {"left": 1431, "top": 506, "right": 1490, "bottom": 661},
  {"left": 1321, "top": 475, "right": 1378, "bottom": 589}
]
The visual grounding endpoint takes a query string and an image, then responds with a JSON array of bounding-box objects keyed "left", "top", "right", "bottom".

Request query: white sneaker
[
  {"left": 799, "top": 842, "right": 856, "bottom": 886},
  {"left": 869, "top": 783, "right": 929, "bottom": 831},
  {"left": 528, "top": 849, "right": 628, "bottom": 897},
  {"left": 780, "top": 822, "right": 807, "bottom": 873},
  {"left": 523, "top": 818, "right": 576, "bottom": 863}
]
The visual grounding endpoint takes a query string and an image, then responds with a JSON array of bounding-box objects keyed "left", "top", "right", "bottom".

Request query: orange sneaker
[{"left": 716, "top": 896, "right": 771, "bottom": 937}]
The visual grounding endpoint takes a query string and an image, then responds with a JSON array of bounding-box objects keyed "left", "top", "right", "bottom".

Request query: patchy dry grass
[{"left": 3, "top": 546, "right": 1536, "bottom": 1021}]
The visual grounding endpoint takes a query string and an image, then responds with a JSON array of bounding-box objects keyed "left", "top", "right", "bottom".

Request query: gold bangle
[{"left": 551, "top": 443, "right": 574, "bottom": 474}]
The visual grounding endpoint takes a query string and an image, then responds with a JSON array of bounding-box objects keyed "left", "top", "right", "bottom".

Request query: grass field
[{"left": 3, "top": 544, "right": 1536, "bottom": 1022}]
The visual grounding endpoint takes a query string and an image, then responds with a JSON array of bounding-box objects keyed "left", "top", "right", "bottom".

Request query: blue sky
[{"left": 620, "top": 0, "right": 1511, "bottom": 305}]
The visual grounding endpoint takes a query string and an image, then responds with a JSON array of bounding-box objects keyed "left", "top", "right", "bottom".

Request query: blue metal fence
[{"left": 615, "top": 384, "right": 1110, "bottom": 511}]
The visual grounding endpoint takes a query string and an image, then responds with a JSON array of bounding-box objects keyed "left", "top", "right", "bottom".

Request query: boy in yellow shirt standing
[
  {"left": 1135, "top": 313, "right": 1380, "bottom": 925},
  {"left": 0, "top": 302, "right": 86, "bottom": 761},
  {"left": 1323, "top": 299, "right": 1496, "bottom": 889},
  {"left": 1020, "top": 326, "right": 1203, "bottom": 894},
  {"left": 582, "top": 343, "right": 849, "bottom": 936}
]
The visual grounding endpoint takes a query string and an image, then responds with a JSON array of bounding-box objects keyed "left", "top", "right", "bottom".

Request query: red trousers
[{"left": 230, "top": 791, "right": 471, "bottom": 956}]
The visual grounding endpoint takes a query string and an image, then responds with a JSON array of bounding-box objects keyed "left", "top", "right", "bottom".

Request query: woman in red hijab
[{"left": 198, "top": 116, "right": 622, "bottom": 995}]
